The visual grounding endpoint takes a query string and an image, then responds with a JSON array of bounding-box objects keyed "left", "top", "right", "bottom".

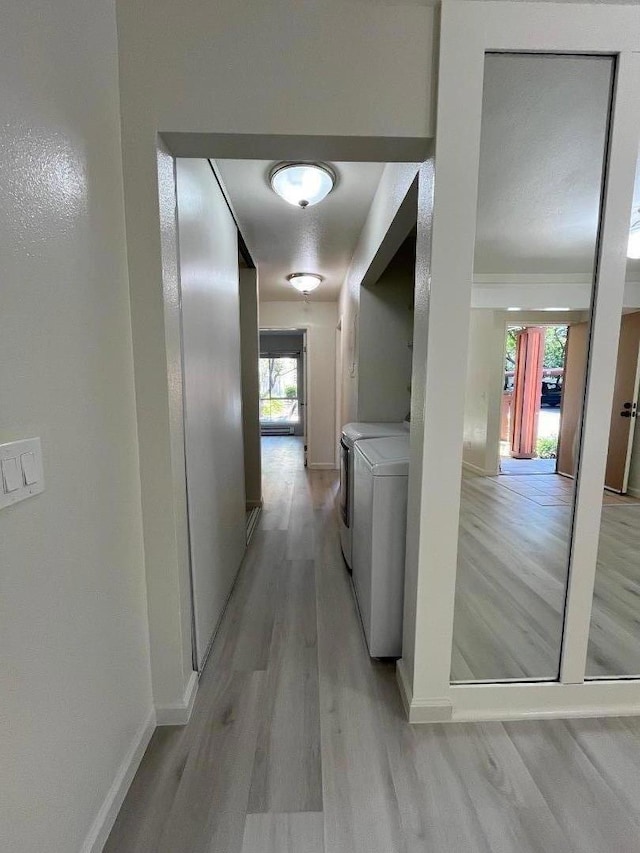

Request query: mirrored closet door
[{"left": 450, "top": 52, "right": 615, "bottom": 683}]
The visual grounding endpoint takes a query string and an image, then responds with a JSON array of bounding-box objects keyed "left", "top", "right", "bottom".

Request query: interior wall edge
[{"left": 155, "top": 670, "right": 199, "bottom": 726}]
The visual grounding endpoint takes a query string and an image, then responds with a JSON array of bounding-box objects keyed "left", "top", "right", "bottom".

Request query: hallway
[{"left": 106, "top": 437, "right": 640, "bottom": 853}]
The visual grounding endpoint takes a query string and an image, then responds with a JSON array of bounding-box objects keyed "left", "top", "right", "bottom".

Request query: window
[{"left": 259, "top": 356, "right": 299, "bottom": 423}]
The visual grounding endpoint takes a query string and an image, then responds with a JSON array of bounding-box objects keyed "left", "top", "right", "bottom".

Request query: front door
[
  {"left": 510, "top": 327, "right": 545, "bottom": 459},
  {"left": 605, "top": 311, "right": 640, "bottom": 493}
]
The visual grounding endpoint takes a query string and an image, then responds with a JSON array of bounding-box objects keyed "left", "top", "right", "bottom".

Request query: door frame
[{"left": 258, "top": 329, "right": 307, "bottom": 439}]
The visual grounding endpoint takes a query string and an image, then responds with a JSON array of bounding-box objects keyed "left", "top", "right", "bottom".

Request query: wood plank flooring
[
  {"left": 453, "top": 471, "right": 640, "bottom": 681},
  {"left": 106, "top": 437, "right": 640, "bottom": 853}
]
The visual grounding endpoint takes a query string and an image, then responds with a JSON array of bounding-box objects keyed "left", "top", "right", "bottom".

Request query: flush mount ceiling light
[
  {"left": 270, "top": 163, "right": 335, "bottom": 208},
  {"left": 629, "top": 210, "right": 640, "bottom": 259},
  {"left": 287, "top": 273, "right": 322, "bottom": 294}
]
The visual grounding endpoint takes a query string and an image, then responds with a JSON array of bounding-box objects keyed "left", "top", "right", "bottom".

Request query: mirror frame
[{"left": 399, "top": 0, "right": 640, "bottom": 722}]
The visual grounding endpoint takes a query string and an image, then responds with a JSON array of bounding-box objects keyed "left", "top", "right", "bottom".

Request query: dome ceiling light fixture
[
  {"left": 628, "top": 208, "right": 640, "bottom": 259},
  {"left": 287, "top": 273, "right": 322, "bottom": 294},
  {"left": 270, "top": 162, "right": 335, "bottom": 209}
]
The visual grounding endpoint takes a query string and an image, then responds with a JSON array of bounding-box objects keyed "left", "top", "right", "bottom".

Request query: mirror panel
[
  {"left": 451, "top": 53, "right": 614, "bottom": 682},
  {"left": 586, "top": 156, "right": 640, "bottom": 678}
]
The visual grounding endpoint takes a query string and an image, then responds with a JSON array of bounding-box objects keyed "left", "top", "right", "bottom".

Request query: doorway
[
  {"left": 259, "top": 328, "right": 307, "bottom": 471},
  {"left": 500, "top": 324, "right": 567, "bottom": 475}
]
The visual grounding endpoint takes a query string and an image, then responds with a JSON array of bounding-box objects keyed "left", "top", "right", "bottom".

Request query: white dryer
[
  {"left": 339, "top": 421, "right": 408, "bottom": 571},
  {"left": 351, "top": 434, "right": 410, "bottom": 658}
]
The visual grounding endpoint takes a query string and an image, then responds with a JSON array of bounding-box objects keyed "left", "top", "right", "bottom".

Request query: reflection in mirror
[
  {"left": 586, "top": 157, "right": 640, "bottom": 677},
  {"left": 451, "top": 53, "right": 614, "bottom": 682}
]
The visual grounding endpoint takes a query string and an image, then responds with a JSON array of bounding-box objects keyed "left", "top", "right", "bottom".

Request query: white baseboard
[
  {"left": 81, "top": 708, "right": 156, "bottom": 853},
  {"left": 395, "top": 659, "right": 453, "bottom": 723},
  {"left": 462, "top": 460, "right": 498, "bottom": 477},
  {"left": 155, "top": 670, "right": 199, "bottom": 726},
  {"left": 627, "top": 486, "right": 640, "bottom": 499},
  {"left": 308, "top": 462, "right": 337, "bottom": 470}
]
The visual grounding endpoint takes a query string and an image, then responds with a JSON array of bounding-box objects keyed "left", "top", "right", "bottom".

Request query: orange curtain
[{"left": 511, "top": 327, "right": 545, "bottom": 459}]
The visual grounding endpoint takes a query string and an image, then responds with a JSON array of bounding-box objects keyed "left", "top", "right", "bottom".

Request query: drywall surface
[
  {"left": 401, "top": 160, "right": 435, "bottom": 691},
  {"left": 116, "top": 0, "right": 434, "bottom": 142},
  {"left": 143, "top": 138, "right": 195, "bottom": 715},
  {"left": 260, "top": 302, "right": 339, "bottom": 468},
  {"left": 358, "top": 237, "right": 415, "bottom": 422},
  {"left": 240, "top": 269, "right": 263, "bottom": 508},
  {"left": 462, "top": 310, "right": 505, "bottom": 476},
  {"left": 339, "top": 164, "right": 421, "bottom": 426},
  {"left": 0, "top": 1, "right": 153, "bottom": 850},
  {"left": 176, "top": 159, "right": 246, "bottom": 668}
]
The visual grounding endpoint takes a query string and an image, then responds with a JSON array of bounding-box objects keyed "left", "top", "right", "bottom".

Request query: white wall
[
  {"left": 176, "top": 159, "right": 247, "bottom": 669},
  {"left": 0, "top": 1, "right": 153, "bottom": 851},
  {"left": 358, "top": 238, "right": 415, "bottom": 423},
  {"left": 462, "top": 310, "right": 505, "bottom": 476},
  {"left": 116, "top": 0, "right": 435, "bottom": 142},
  {"left": 339, "top": 165, "right": 421, "bottom": 425},
  {"left": 240, "top": 269, "right": 263, "bottom": 508},
  {"left": 260, "top": 302, "right": 339, "bottom": 468}
]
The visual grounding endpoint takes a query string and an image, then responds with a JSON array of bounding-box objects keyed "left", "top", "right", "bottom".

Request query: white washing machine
[
  {"left": 339, "top": 421, "right": 408, "bottom": 571},
  {"left": 351, "top": 434, "right": 410, "bottom": 658}
]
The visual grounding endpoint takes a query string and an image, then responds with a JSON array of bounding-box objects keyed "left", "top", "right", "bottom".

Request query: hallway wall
[
  {"left": 339, "top": 164, "right": 421, "bottom": 426},
  {"left": 260, "top": 302, "right": 338, "bottom": 468},
  {"left": 176, "top": 159, "right": 247, "bottom": 669},
  {"left": 0, "top": 1, "right": 153, "bottom": 851},
  {"left": 240, "top": 268, "right": 263, "bottom": 509},
  {"left": 357, "top": 236, "right": 416, "bottom": 423}
]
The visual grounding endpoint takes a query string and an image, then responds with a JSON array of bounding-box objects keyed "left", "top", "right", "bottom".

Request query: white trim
[
  {"left": 80, "top": 709, "right": 156, "bottom": 853},
  {"left": 308, "top": 462, "right": 336, "bottom": 470},
  {"left": 397, "top": 659, "right": 453, "bottom": 723},
  {"left": 626, "top": 486, "right": 640, "bottom": 499},
  {"left": 560, "top": 48, "right": 640, "bottom": 684},
  {"left": 462, "top": 460, "right": 498, "bottom": 477},
  {"left": 474, "top": 273, "right": 593, "bottom": 286},
  {"left": 449, "top": 680, "right": 640, "bottom": 722},
  {"left": 155, "top": 670, "right": 198, "bottom": 725},
  {"left": 246, "top": 505, "right": 262, "bottom": 544}
]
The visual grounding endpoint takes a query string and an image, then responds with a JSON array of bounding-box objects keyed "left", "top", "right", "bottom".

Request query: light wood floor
[
  {"left": 453, "top": 472, "right": 640, "bottom": 681},
  {"left": 106, "top": 437, "right": 640, "bottom": 852}
]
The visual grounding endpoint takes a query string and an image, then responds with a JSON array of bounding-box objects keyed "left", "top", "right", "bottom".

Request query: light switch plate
[
  {"left": 1, "top": 457, "right": 21, "bottom": 492},
  {"left": 0, "top": 438, "right": 45, "bottom": 509}
]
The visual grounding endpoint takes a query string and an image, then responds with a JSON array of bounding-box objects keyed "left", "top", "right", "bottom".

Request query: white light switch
[
  {"left": 20, "top": 452, "right": 38, "bottom": 485},
  {"left": 2, "top": 457, "right": 21, "bottom": 492},
  {"left": 0, "top": 438, "right": 44, "bottom": 509}
]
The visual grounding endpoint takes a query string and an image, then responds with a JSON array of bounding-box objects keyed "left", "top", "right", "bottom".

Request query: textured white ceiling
[
  {"left": 475, "top": 53, "right": 640, "bottom": 281},
  {"left": 215, "top": 160, "right": 385, "bottom": 302},
  {"left": 474, "top": 54, "right": 617, "bottom": 277}
]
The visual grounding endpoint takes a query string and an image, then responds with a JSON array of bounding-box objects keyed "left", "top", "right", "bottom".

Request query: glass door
[{"left": 259, "top": 355, "right": 301, "bottom": 427}]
